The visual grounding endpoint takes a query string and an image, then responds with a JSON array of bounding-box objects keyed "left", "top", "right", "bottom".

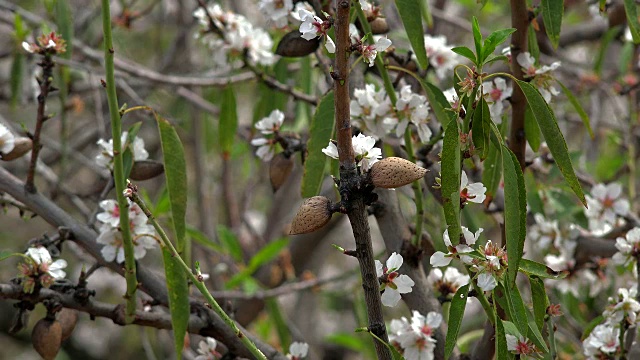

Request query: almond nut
[
  {"left": 290, "top": 196, "right": 332, "bottom": 235},
  {"left": 369, "top": 157, "right": 427, "bottom": 188}
]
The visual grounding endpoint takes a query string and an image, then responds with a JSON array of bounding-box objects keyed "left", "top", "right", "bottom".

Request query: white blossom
[
  {"left": 482, "top": 78, "right": 512, "bottom": 122},
  {"left": 322, "top": 133, "right": 381, "bottom": 171},
  {"left": 430, "top": 227, "right": 483, "bottom": 267},
  {"left": 393, "top": 311, "right": 442, "bottom": 360},
  {"left": 427, "top": 267, "right": 470, "bottom": 297},
  {"left": 96, "top": 132, "right": 149, "bottom": 170},
  {"left": 251, "top": 138, "right": 277, "bottom": 162},
  {"left": 350, "top": 84, "right": 394, "bottom": 139},
  {"left": 287, "top": 342, "right": 309, "bottom": 359},
  {"left": 0, "top": 123, "right": 15, "bottom": 156},
  {"left": 612, "top": 227, "right": 640, "bottom": 267},
  {"left": 460, "top": 171, "right": 486, "bottom": 205},
  {"left": 255, "top": 110, "right": 285, "bottom": 135},
  {"left": 528, "top": 213, "right": 561, "bottom": 251},
  {"left": 26, "top": 247, "right": 67, "bottom": 280},
  {"left": 516, "top": 52, "right": 561, "bottom": 102},
  {"left": 259, "top": 0, "right": 293, "bottom": 28},
  {"left": 476, "top": 272, "right": 497, "bottom": 292},
  {"left": 361, "top": 36, "right": 392, "bottom": 67},
  {"left": 375, "top": 252, "right": 415, "bottom": 307},
  {"left": 298, "top": 9, "right": 335, "bottom": 53},
  {"left": 585, "top": 183, "right": 630, "bottom": 233},
  {"left": 96, "top": 199, "right": 147, "bottom": 228},
  {"left": 195, "top": 337, "right": 220, "bottom": 360},
  {"left": 603, "top": 286, "right": 640, "bottom": 324},
  {"left": 422, "top": 35, "right": 460, "bottom": 79},
  {"left": 395, "top": 86, "right": 431, "bottom": 143},
  {"left": 583, "top": 323, "right": 620, "bottom": 359}
]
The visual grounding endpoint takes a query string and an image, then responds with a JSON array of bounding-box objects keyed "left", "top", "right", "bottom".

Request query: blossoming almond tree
[{"left": 1, "top": 0, "right": 640, "bottom": 359}]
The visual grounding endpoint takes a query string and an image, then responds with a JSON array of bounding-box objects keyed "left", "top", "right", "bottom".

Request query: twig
[
  {"left": 128, "top": 189, "right": 267, "bottom": 360},
  {"left": 101, "top": 0, "right": 138, "bottom": 324},
  {"left": 333, "top": 2, "right": 391, "bottom": 359}
]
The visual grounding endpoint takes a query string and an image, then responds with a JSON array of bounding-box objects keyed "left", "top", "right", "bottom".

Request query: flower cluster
[
  {"left": 459, "top": 171, "right": 487, "bottom": 206},
  {"left": 375, "top": 253, "right": 415, "bottom": 307},
  {"left": 355, "top": 36, "right": 392, "bottom": 67},
  {"left": 194, "top": 4, "right": 276, "bottom": 67},
  {"left": 251, "top": 110, "right": 285, "bottom": 162},
  {"left": 482, "top": 78, "right": 512, "bottom": 122},
  {"left": 18, "top": 247, "right": 67, "bottom": 293},
  {"left": 350, "top": 84, "right": 394, "bottom": 139},
  {"left": 389, "top": 311, "right": 442, "bottom": 360},
  {"left": 583, "top": 286, "right": 640, "bottom": 358},
  {"left": 430, "top": 226, "right": 483, "bottom": 267},
  {"left": 612, "top": 227, "right": 640, "bottom": 267},
  {"left": 322, "top": 133, "right": 382, "bottom": 171},
  {"left": 287, "top": 342, "right": 309, "bottom": 359},
  {"left": 95, "top": 132, "right": 149, "bottom": 170},
  {"left": 96, "top": 199, "right": 156, "bottom": 263},
  {"left": 395, "top": 86, "right": 431, "bottom": 143},
  {"left": 426, "top": 266, "right": 470, "bottom": 299},
  {"left": 422, "top": 35, "right": 460, "bottom": 79},
  {"left": 258, "top": 0, "right": 293, "bottom": 28},
  {"left": 516, "top": 52, "right": 561, "bottom": 102},
  {"left": 298, "top": 8, "right": 335, "bottom": 53},
  {"left": 0, "top": 123, "right": 16, "bottom": 158},
  {"left": 195, "top": 337, "right": 220, "bottom": 360},
  {"left": 22, "top": 31, "right": 67, "bottom": 55},
  {"left": 584, "top": 182, "right": 630, "bottom": 234},
  {"left": 505, "top": 334, "right": 538, "bottom": 356}
]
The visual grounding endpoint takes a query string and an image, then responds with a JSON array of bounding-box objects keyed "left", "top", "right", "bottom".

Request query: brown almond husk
[
  {"left": 269, "top": 153, "right": 294, "bottom": 192},
  {"left": 289, "top": 196, "right": 332, "bottom": 235},
  {"left": 129, "top": 160, "right": 164, "bottom": 181},
  {"left": 275, "top": 30, "right": 321, "bottom": 57},
  {"left": 1, "top": 137, "right": 32, "bottom": 161},
  {"left": 369, "top": 157, "right": 428, "bottom": 189},
  {"left": 57, "top": 308, "right": 79, "bottom": 341},
  {"left": 32, "top": 318, "right": 62, "bottom": 360},
  {"left": 369, "top": 17, "right": 389, "bottom": 34}
]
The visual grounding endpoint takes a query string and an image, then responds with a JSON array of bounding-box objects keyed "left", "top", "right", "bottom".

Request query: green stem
[
  {"left": 101, "top": 0, "right": 137, "bottom": 324},
  {"left": 355, "top": 6, "right": 424, "bottom": 247},
  {"left": 546, "top": 316, "right": 556, "bottom": 359},
  {"left": 129, "top": 192, "right": 267, "bottom": 360}
]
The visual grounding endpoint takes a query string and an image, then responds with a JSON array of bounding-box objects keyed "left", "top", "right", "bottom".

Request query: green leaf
[
  {"left": 502, "top": 146, "right": 526, "bottom": 287},
  {"left": 500, "top": 281, "right": 528, "bottom": 337},
  {"left": 527, "top": 24, "right": 540, "bottom": 61},
  {"left": 599, "top": 0, "right": 607, "bottom": 12},
  {"left": 472, "top": 97, "right": 491, "bottom": 160},
  {"left": 9, "top": 52, "right": 23, "bottom": 109},
  {"left": 363, "top": 330, "right": 405, "bottom": 360},
  {"left": 471, "top": 17, "right": 483, "bottom": 63},
  {"left": 301, "top": 91, "right": 335, "bottom": 197},
  {"left": 451, "top": 46, "right": 477, "bottom": 65},
  {"left": 0, "top": 250, "right": 22, "bottom": 261},
  {"left": 483, "top": 54, "right": 509, "bottom": 66},
  {"left": 527, "top": 320, "right": 549, "bottom": 352},
  {"left": 219, "top": 86, "right": 238, "bottom": 156},
  {"left": 217, "top": 225, "right": 243, "bottom": 262},
  {"left": 519, "top": 259, "right": 567, "bottom": 279},
  {"left": 187, "top": 226, "right": 223, "bottom": 253},
  {"left": 161, "top": 247, "right": 190, "bottom": 358},
  {"left": 495, "top": 318, "right": 509, "bottom": 360},
  {"left": 55, "top": 0, "right": 73, "bottom": 59},
  {"left": 442, "top": 118, "right": 461, "bottom": 245},
  {"left": 529, "top": 276, "right": 549, "bottom": 331},
  {"left": 482, "top": 28, "right": 516, "bottom": 63},
  {"left": 156, "top": 116, "right": 188, "bottom": 254},
  {"left": 524, "top": 106, "right": 541, "bottom": 152},
  {"left": 515, "top": 80, "right": 587, "bottom": 206},
  {"left": 395, "top": 0, "right": 428, "bottom": 69},
  {"left": 445, "top": 284, "right": 470, "bottom": 359},
  {"left": 326, "top": 332, "right": 371, "bottom": 354},
  {"left": 482, "top": 142, "right": 503, "bottom": 201},
  {"left": 265, "top": 299, "right": 291, "bottom": 350},
  {"left": 226, "top": 238, "right": 289, "bottom": 289},
  {"left": 122, "top": 122, "right": 142, "bottom": 179},
  {"left": 541, "top": 0, "right": 563, "bottom": 48},
  {"left": 556, "top": 80, "right": 593, "bottom": 139},
  {"left": 594, "top": 26, "right": 622, "bottom": 76},
  {"left": 419, "top": 80, "right": 457, "bottom": 125},
  {"left": 624, "top": 0, "right": 640, "bottom": 43}
]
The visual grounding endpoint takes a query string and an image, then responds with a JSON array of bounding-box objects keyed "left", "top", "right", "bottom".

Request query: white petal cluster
[
  {"left": 422, "top": 35, "right": 460, "bottom": 79},
  {"left": 482, "top": 78, "right": 512, "bottom": 122},
  {"left": 322, "top": 133, "right": 381, "bottom": 171},
  {"left": 389, "top": 311, "right": 442, "bottom": 360},
  {"left": 426, "top": 267, "right": 470, "bottom": 298},
  {"left": 194, "top": 4, "right": 277, "bottom": 67},
  {"left": 361, "top": 36, "right": 392, "bottom": 67},
  {"left": 460, "top": 171, "right": 487, "bottom": 205},
  {"left": 0, "top": 123, "right": 15, "bottom": 157},
  {"left": 584, "top": 323, "right": 620, "bottom": 359},
  {"left": 516, "top": 52, "right": 561, "bottom": 102},
  {"left": 298, "top": 9, "right": 335, "bottom": 53},
  {"left": 528, "top": 213, "right": 562, "bottom": 251},
  {"left": 286, "top": 342, "right": 309, "bottom": 359},
  {"left": 395, "top": 86, "right": 431, "bottom": 143},
  {"left": 350, "top": 84, "right": 394, "bottom": 139},
  {"left": 430, "top": 226, "right": 483, "bottom": 267},
  {"left": 252, "top": 110, "right": 286, "bottom": 162},
  {"left": 613, "top": 227, "right": 640, "bottom": 267},
  {"left": 195, "top": 337, "right": 219, "bottom": 360},
  {"left": 375, "top": 252, "right": 415, "bottom": 307},
  {"left": 95, "top": 132, "right": 149, "bottom": 170},
  {"left": 584, "top": 183, "right": 630, "bottom": 235},
  {"left": 259, "top": 0, "right": 293, "bottom": 28},
  {"left": 26, "top": 247, "right": 67, "bottom": 280},
  {"left": 96, "top": 199, "right": 156, "bottom": 263}
]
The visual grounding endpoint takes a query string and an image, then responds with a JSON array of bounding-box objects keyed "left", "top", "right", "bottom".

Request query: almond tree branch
[
  {"left": 0, "top": 166, "right": 284, "bottom": 359},
  {"left": 333, "top": 1, "right": 390, "bottom": 359}
]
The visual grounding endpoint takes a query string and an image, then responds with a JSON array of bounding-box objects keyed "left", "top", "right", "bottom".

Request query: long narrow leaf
[
  {"left": 541, "top": 0, "right": 563, "bottom": 48},
  {"left": 161, "top": 248, "right": 190, "bottom": 358},
  {"left": 301, "top": 91, "right": 335, "bottom": 197},
  {"left": 515, "top": 80, "right": 586, "bottom": 206},
  {"left": 441, "top": 119, "right": 461, "bottom": 245},
  {"left": 556, "top": 80, "right": 593, "bottom": 139},
  {"left": 502, "top": 145, "right": 527, "bottom": 286},
  {"left": 219, "top": 86, "right": 238, "bottom": 156},
  {"left": 624, "top": 0, "right": 640, "bottom": 43},
  {"left": 395, "top": 0, "right": 428, "bottom": 69},
  {"left": 445, "top": 284, "right": 470, "bottom": 359}
]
